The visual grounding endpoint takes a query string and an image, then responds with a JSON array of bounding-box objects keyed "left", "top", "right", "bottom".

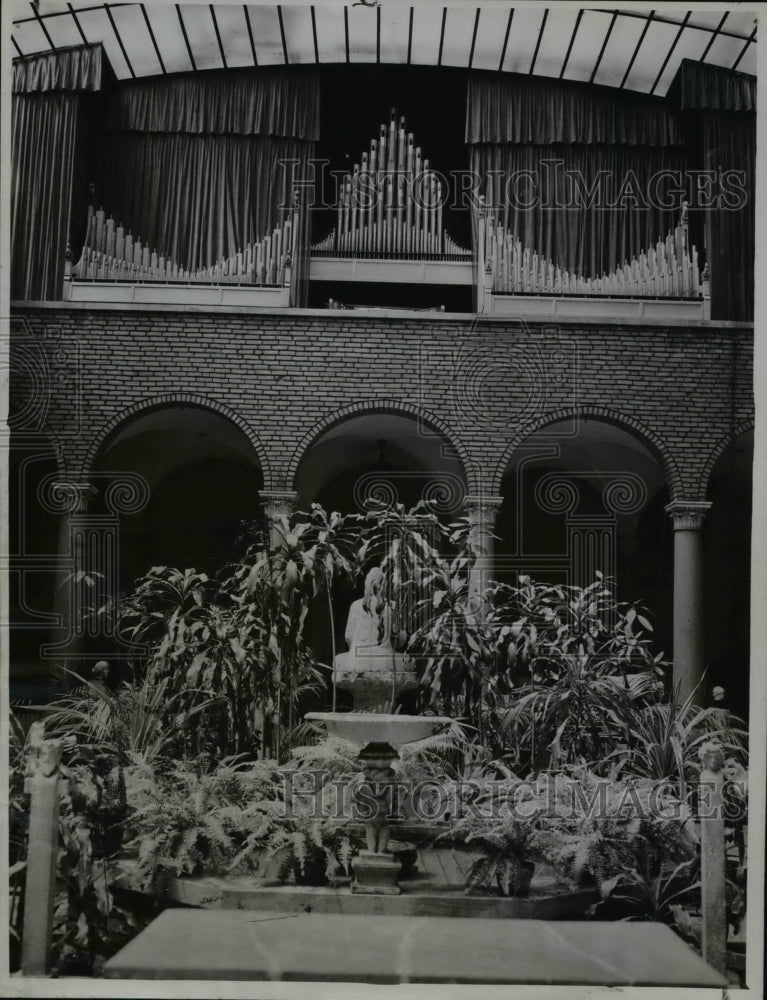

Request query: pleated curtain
[
  {"left": 701, "top": 114, "right": 754, "bottom": 322},
  {"left": 95, "top": 132, "right": 311, "bottom": 275},
  {"left": 466, "top": 76, "right": 687, "bottom": 281},
  {"left": 95, "top": 69, "right": 319, "bottom": 301},
  {"left": 11, "top": 44, "right": 104, "bottom": 300},
  {"left": 667, "top": 60, "right": 755, "bottom": 321}
]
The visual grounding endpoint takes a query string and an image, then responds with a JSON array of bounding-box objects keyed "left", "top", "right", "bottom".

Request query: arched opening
[
  {"left": 703, "top": 429, "right": 753, "bottom": 719},
  {"left": 295, "top": 411, "right": 467, "bottom": 516},
  {"left": 294, "top": 409, "right": 467, "bottom": 707},
  {"left": 496, "top": 417, "right": 673, "bottom": 656},
  {"left": 93, "top": 405, "right": 265, "bottom": 589}
]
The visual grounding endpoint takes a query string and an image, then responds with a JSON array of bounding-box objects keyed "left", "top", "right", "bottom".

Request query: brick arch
[
  {"left": 286, "top": 399, "right": 475, "bottom": 491},
  {"left": 491, "top": 406, "right": 683, "bottom": 499},
  {"left": 80, "top": 393, "right": 270, "bottom": 479},
  {"left": 699, "top": 417, "right": 755, "bottom": 498}
]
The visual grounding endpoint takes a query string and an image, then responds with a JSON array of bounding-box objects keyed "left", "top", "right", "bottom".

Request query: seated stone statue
[{"left": 334, "top": 567, "right": 417, "bottom": 710}]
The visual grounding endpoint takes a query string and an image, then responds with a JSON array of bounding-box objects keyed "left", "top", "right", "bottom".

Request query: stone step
[
  {"left": 103, "top": 910, "right": 728, "bottom": 985},
  {"left": 116, "top": 857, "right": 597, "bottom": 919}
]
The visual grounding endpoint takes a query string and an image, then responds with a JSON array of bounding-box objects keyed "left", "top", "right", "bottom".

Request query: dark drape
[
  {"left": 666, "top": 60, "right": 755, "bottom": 320},
  {"left": 667, "top": 59, "right": 756, "bottom": 112},
  {"left": 95, "top": 132, "right": 312, "bottom": 274},
  {"left": 703, "top": 113, "right": 755, "bottom": 321},
  {"left": 466, "top": 75, "right": 682, "bottom": 145},
  {"left": 470, "top": 144, "right": 687, "bottom": 279},
  {"left": 12, "top": 91, "right": 85, "bottom": 300},
  {"left": 12, "top": 45, "right": 105, "bottom": 300},
  {"left": 466, "top": 76, "right": 687, "bottom": 279},
  {"left": 94, "top": 70, "right": 319, "bottom": 300},
  {"left": 12, "top": 43, "right": 103, "bottom": 93},
  {"left": 108, "top": 69, "right": 319, "bottom": 139}
]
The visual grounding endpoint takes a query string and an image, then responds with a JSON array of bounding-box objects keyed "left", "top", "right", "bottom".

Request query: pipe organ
[
  {"left": 72, "top": 203, "right": 298, "bottom": 286},
  {"left": 480, "top": 200, "right": 704, "bottom": 299},
  {"left": 312, "top": 110, "right": 470, "bottom": 259},
  {"left": 63, "top": 122, "right": 708, "bottom": 318}
]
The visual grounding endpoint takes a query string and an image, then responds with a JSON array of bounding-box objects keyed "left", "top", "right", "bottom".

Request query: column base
[{"left": 351, "top": 850, "right": 401, "bottom": 895}]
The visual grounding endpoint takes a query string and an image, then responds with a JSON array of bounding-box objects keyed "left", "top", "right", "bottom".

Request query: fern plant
[
  {"left": 519, "top": 769, "right": 696, "bottom": 891},
  {"left": 439, "top": 814, "right": 536, "bottom": 896}
]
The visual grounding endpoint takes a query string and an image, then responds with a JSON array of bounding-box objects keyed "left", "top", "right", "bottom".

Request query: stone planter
[
  {"left": 465, "top": 858, "right": 536, "bottom": 897},
  {"left": 292, "top": 852, "right": 329, "bottom": 887},
  {"left": 389, "top": 839, "right": 418, "bottom": 879},
  {"left": 512, "top": 860, "right": 535, "bottom": 896}
]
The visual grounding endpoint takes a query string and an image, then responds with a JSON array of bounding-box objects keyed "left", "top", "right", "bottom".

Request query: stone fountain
[{"left": 306, "top": 568, "right": 450, "bottom": 894}]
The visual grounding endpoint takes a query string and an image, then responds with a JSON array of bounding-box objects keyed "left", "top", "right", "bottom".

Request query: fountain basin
[{"left": 305, "top": 712, "right": 451, "bottom": 748}]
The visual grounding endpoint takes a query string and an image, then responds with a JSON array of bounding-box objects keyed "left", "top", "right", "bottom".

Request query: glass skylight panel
[
  {"left": 280, "top": 5, "right": 316, "bottom": 65},
  {"left": 143, "top": 5, "right": 195, "bottom": 74},
  {"left": 736, "top": 42, "right": 756, "bottom": 76},
  {"left": 313, "top": 5, "right": 346, "bottom": 63},
  {"left": 177, "top": 6, "right": 224, "bottom": 71},
  {"left": 36, "top": 11, "right": 84, "bottom": 49},
  {"left": 721, "top": 12, "right": 757, "bottom": 39},
  {"left": 36, "top": 2, "right": 72, "bottom": 16},
  {"left": 469, "top": 7, "right": 510, "bottom": 70},
  {"left": 9, "top": 4, "right": 759, "bottom": 86},
  {"left": 440, "top": 6, "right": 477, "bottom": 67},
  {"left": 409, "top": 5, "right": 443, "bottom": 65},
  {"left": 502, "top": 6, "right": 546, "bottom": 74},
  {"left": 210, "top": 6, "right": 255, "bottom": 68},
  {"left": 75, "top": 6, "right": 131, "bottom": 77},
  {"left": 347, "top": 4, "right": 377, "bottom": 63},
  {"left": 652, "top": 26, "right": 710, "bottom": 94},
  {"left": 687, "top": 11, "right": 729, "bottom": 31},
  {"left": 11, "top": 18, "right": 51, "bottom": 57},
  {"left": 592, "top": 12, "right": 646, "bottom": 88},
  {"left": 562, "top": 10, "right": 611, "bottom": 82},
  {"left": 622, "top": 20, "right": 680, "bottom": 93},
  {"left": 531, "top": 8, "right": 581, "bottom": 78},
  {"left": 650, "top": 12, "right": 688, "bottom": 29},
  {"left": 704, "top": 32, "right": 751, "bottom": 69},
  {"left": 378, "top": 3, "right": 410, "bottom": 63},
  {"left": 247, "top": 5, "right": 285, "bottom": 65},
  {"left": 109, "top": 5, "right": 163, "bottom": 77}
]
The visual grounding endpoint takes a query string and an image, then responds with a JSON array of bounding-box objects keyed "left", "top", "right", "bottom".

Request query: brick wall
[{"left": 11, "top": 304, "right": 754, "bottom": 501}]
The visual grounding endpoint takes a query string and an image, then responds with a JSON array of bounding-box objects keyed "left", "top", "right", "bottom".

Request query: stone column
[
  {"left": 47, "top": 482, "right": 97, "bottom": 660},
  {"left": 259, "top": 489, "right": 298, "bottom": 548},
  {"left": 665, "top": 500, "right": 711, "bottom": 703},
  {"left": 464, "top": 494, "right": 504, "bottom": 611}
]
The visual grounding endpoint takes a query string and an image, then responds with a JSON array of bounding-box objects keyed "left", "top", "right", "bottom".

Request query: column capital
[
  {"left": 259, "top": 489, "right": 298, "bottom": 505},
  {"left": 43, "top": 481, "right": 98, "bottom": 515},
  {"left": 259, "top": 490, "right": 298, "bottom": 522},
  {"left": 464, "top": 494, "right": 505, "bottom": 516},
  {"left": 665, "top": 500, "right": 712, "bottom": 530}
]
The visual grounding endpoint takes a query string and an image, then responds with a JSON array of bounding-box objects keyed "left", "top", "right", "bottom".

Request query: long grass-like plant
[
  {"left": 604, "top": 682, "right": 748, "bottom": 801},
  {"left": 28, "top": 668, "right": 218, "bottom": 766}
]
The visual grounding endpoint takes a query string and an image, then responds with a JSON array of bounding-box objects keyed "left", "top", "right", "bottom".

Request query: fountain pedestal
[
  {"left": 305, "top": 714, "right": 451, "bottom": 896},
  {"left": 351, "top": 741, "right": 401, "bottom": 895}
]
